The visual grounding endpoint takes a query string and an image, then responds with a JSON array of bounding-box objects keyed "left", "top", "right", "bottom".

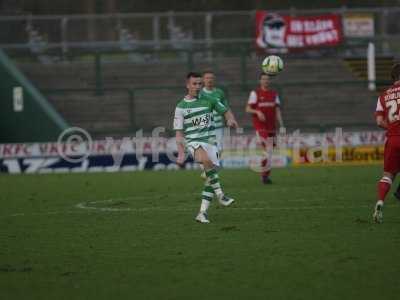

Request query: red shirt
[
  {"left": 248, "top": 87, "right": 280, "bottom": 133},
  {"left": 375, "top": 82, "right": 400, "bottom": 136}
]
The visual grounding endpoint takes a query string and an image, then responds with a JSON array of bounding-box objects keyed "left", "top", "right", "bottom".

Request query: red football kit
[
  {"left": 375, "top": 82, "right": 400, "bottom": 174},
  {"left": 248, "top": 87, "right": 280, "bottom": 139},
  {"left": 248, "top": 87, "right": 280, "bottom": 180}
]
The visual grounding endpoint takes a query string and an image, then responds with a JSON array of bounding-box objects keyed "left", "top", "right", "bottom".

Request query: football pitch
[{"left": 1, "top": 165, "right": 400, "bottom": 300}]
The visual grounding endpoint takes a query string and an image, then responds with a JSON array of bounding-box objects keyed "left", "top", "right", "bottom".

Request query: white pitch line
[
  {"left": 0, "top": 204, "right": 397, "bottom": 218},
  {"left": 1, "top": 195, "right": 398, "bottom": 219},
  {"left": 0, "top": 209, "right": 90, "bottom": 219},
  {"left": 75, "top": 198, "right": 393, "bottom": 212}
]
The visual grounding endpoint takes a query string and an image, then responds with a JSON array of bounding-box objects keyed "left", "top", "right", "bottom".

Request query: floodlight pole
[{"left": 367, "top": 42, "right": 376, "bottom": 91}]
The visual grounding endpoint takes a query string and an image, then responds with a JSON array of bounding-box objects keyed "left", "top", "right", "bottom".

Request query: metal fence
[{"left": 1, "top": 7, "right": 400, "bottom": 54}]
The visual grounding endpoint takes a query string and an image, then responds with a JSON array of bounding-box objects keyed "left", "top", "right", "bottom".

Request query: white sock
[
  {"left": 215, "top": 190, "right": 224, "bottom": 200},
  {"left": 200, "top": 199, "right": 210, "bottom": 213}
]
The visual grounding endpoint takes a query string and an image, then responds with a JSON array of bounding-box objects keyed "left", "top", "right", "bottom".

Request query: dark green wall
[{"left": 0, "top": 50, "right": 68, "bottom": 143}]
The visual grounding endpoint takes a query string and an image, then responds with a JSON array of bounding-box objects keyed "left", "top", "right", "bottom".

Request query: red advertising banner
[{"left": 256, "top": 11, "right": 342, "bottom": 52}]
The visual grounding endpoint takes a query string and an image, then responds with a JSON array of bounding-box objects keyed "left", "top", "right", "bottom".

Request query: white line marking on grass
[
  {"left": 10, "top": 213, "right": 26, "bottom": 217},
  {"left": 1, "top": 194, "right": 398, "bottom": 219},
  {"left": 1, "top": 204, "right": 397, "bottom": 218},
  {"left": 74, "top": 197, "right": 399, "bottom": 213},
  {"left": 0, "top": 210, "right": 90, "bottom": 219}
]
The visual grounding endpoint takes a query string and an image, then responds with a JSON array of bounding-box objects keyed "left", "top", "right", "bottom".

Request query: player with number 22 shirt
[{"left": 373, "top": 63, "right": 400, "bottom": 223}]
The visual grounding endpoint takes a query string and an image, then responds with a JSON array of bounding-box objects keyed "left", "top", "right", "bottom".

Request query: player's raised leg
[
  {"left": 194, "top": 146, "right": 234, "bottom": 222},
  {"left": 205, "top": 168, "right": 235, "bottom": 207}
]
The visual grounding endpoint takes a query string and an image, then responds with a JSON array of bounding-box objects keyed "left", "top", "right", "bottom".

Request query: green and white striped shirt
[
  {"left": 200, "top": 87, "right": 229, "bottom": 129},
  {"left": 173, "top": 95, "right": 228, "bottom": 146}
]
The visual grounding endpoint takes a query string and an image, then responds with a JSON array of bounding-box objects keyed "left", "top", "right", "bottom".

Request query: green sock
[
  {"left": 205, "top": 168, "right": 223, "bottom": 196},
  {"left": 202, "top": 184, "right": 214, "bottom": 202}
]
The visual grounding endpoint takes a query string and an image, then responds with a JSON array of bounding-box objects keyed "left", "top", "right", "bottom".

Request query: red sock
[
  {"left": 261, "top": 159, "right": 271, "bottom": 178},
  {"left": 377, "top": 177, "right": 392, "bottom": 201}
]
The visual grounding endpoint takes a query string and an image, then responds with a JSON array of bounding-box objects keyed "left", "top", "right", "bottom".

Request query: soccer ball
[{"left": 261, "top": 55, "right": 284, "bottom": 76}]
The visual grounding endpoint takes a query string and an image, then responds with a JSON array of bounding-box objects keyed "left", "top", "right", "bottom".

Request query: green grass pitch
[{"left": 1, "top": 165, "right": 400, "bottom": 300}]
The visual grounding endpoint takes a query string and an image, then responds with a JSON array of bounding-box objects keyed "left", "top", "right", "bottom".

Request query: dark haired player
[
  {"left": 174, "top": 72, "right": 238, "bottom": 223},
  {"left": 373, "top": 63, "right": 400, "bottom": 223},
  {"left": 245, "top": 72, "right": 284, "bottom": 184}
]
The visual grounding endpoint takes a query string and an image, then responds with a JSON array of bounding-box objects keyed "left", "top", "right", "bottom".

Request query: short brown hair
[
  {"left": 391, "top": 63, "right": 400, "bottom": 82},
  {"left": 186, "top": 72, "right": 201, "bottom": 80}
]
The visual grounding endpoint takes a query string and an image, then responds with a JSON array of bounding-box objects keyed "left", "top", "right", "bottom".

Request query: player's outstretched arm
[
  {"left": 175, "top": 130, "right": 186, "bottom": 165},
  {"left": 224, "top": 110, "right": 238, "bottom": 128}
]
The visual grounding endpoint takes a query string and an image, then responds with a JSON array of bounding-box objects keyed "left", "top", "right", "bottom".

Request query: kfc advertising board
[{"left": 256, "top": 11, "right": 342, "bottom": 52}]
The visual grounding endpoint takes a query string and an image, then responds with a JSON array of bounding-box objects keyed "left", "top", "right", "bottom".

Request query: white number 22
[{"left": 386, "top": 99, "right": 400, "bottom": 123}]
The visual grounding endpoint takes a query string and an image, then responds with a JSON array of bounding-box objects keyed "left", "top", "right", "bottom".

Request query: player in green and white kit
[
  {"left": 200, "top": 71, "right": 232, "bottom": 152},
  {"left": 174, "top": 72, "right": 239, "bottom": 223}
]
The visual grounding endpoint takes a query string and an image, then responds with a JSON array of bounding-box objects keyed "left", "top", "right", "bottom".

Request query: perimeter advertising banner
[
  {"left": 256, "top": 11, "right": 342, "bottom": 52},
  {"left": 0, "top": 131, "right": 385, "bottom": 174}
]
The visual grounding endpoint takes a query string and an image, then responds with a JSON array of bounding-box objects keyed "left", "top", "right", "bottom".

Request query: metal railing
[{"left": 1, "top": 7, "right": 400, "bottom": 53}]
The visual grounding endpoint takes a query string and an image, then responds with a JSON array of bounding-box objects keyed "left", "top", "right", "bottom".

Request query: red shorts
[
  {"left": 256, "top": 130, "right": 276, "bottom": 149},
  {"left": 384, "top": 136, "right": 400, "bottom": 174}
]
